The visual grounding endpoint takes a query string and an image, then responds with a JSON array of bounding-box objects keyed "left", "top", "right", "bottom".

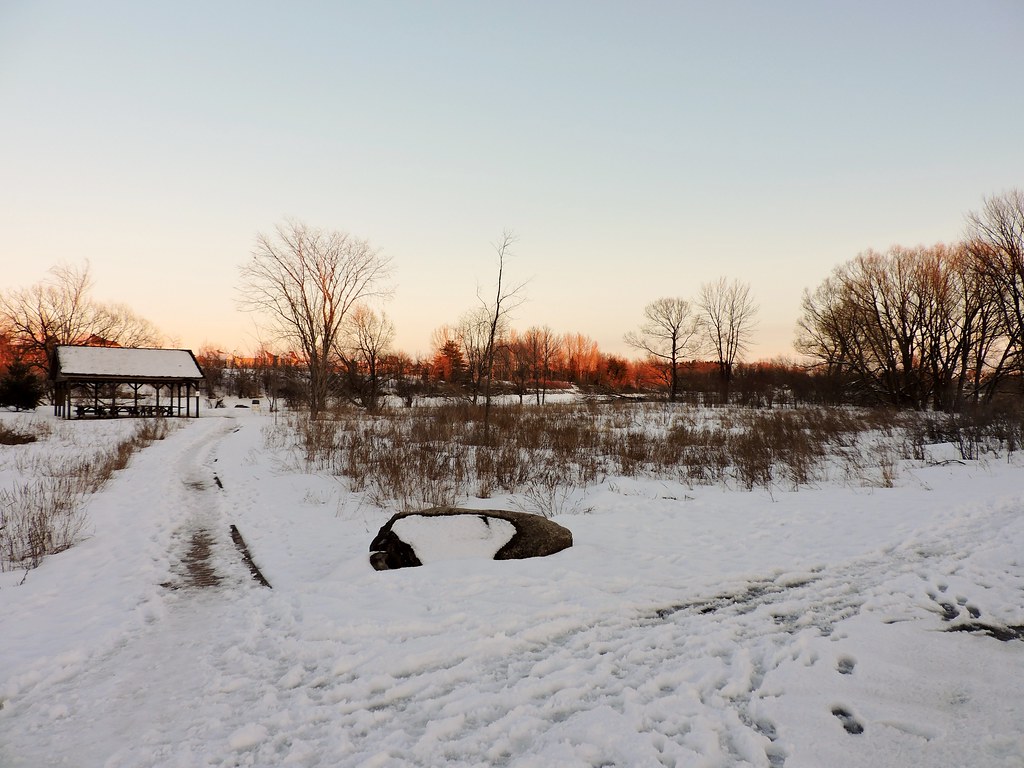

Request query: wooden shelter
[{"left": 50, "top": 346, "right": 205, "bottom": 419}]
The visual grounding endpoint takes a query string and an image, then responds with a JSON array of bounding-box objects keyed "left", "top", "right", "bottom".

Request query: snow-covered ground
[{"left": 1, "top": 406, "right": 1022, "bottom": 767}]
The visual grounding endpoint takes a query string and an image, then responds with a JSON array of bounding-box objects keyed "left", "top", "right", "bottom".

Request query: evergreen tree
[{"left": 0, "top": 361, "right": 45, "bottom": 410}]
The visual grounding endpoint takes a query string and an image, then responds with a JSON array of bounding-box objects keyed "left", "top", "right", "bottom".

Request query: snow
[
  {"left": 54, "top": 345, "right": 203, "bottom": 379},
  {"left": 389, "top": 514, "right": 517, "bottom": 564},
  {"left": 1, "top": 406, "right": 1023, "bottom": 767}
]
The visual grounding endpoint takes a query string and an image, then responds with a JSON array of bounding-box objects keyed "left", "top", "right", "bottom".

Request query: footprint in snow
[
  {"left": 955, "top": 596, "right": 982, "bottom": 619},
  {"left": 831, "top": 706, "right": 865, "bottom": 735},
  {"left": 836, "top": 656, "right": 856, "bottom": 676},
  {"left": 927, "top": 590, "right": 961, "bottom": 621}
]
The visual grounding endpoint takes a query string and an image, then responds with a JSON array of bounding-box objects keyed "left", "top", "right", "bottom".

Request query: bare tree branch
[{"left": 237, "top": 219, "right": 392, "bottom": 417}]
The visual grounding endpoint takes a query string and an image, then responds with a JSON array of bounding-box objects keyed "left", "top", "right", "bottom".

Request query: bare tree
[
  {"left": 237, "top": 220, "right": 392, "bottom": 418},
  {"left": 457, "top": 306, "right": 493, "bottom": 403},
  {"left": 505, "top": 330, "right": 532, "bottom": 404},
  {"left": 698, "top": 278, "right": 758, "bottom": 403},
  {"left": 624, "top": 297, "right": 702, "bottom": 401},
  {"left": 966, "top": 189, "right": 1024, "bottom": 382},
  {"left": 480, "top": 230, "right": 526, "bottom": 439},
  {"left": 0, "top": 261, "right": 161, "bottom": 377},
  {"left": 798, "top": 251, "right": 918, "bottom": 406},
  {"left": 101, "top": 302, "right": 163, "bottom": 348},
  {"left": 796, "top": 276, "right": 855, "bottom": 380},
  {"left": 917, "top": 243, "right": 996, "bottom": 409},
  {"left": 561, "top": 332, "right": 600, "bottom": 385},
  {"left": 516, "top": 325, "right": 561, "bottom": 404},
  {"left": 339, "top": 304, "right": 395, "bottom": 410},
  {"left": 796, "top": 244, "right": 1000, "bottom": 409}
]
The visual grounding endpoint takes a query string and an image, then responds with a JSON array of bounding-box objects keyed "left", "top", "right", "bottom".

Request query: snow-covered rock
[{"left": 369, "top": 507, "right": 573, "bottom": 570}]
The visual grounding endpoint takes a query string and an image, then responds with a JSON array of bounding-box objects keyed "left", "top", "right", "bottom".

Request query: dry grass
[{"left": 266, "top": 400, "right": 1023, "bottom": 516}]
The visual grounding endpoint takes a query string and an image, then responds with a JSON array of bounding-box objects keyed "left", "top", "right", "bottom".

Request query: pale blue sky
[{"left": 2, "top": 1, "right": 1022, "bottom": 360}]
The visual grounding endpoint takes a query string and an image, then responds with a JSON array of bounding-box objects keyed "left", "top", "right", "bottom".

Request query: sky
[{"left": 2, "top": 1, "right": 1023, "bottom": 361}]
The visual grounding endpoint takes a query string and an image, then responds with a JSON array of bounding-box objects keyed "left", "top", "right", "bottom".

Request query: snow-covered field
[{"left": 1, "top": 406, "right": 1023, "bottom": 767}]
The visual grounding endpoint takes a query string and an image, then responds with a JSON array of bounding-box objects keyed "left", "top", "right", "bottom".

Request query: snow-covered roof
[{"left": 52, "top": 346, "right": 204, "bottom": 381}]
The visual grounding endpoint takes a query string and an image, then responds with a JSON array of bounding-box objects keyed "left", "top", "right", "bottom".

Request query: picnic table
[
  {"left": 74, "top": 404, "right": 174, "bottom": 418},
  {"left": 138, "top": 405, "right": 174, "bottom": 416}
]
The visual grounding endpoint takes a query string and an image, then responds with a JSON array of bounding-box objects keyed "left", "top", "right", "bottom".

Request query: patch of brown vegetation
[{"left": 0, "top": 424, "right": 37, "bottom": 445}]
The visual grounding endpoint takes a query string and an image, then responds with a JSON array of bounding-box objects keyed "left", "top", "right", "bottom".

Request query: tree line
[
  {"left": 797, "top": 189, "right": 1024, "bottom": 410},
  {"left": 234, "top": 222, "right": 762, "bottom": 419},
  {"left": 2, "top": 190, "right": 1022, "bottom": 414}
]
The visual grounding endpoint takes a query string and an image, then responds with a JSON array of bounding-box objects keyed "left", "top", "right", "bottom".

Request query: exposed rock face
[{"left": 369, "top": 507, "right": 573, "bottom": 570}]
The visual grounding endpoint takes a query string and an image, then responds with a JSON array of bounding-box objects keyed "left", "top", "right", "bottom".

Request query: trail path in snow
[
  {"left": 1, "top": 417, "right": 254, "bottom": 766},
  {"left": 1, "top": 417, "right": 1022, "bottom": 767}
]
